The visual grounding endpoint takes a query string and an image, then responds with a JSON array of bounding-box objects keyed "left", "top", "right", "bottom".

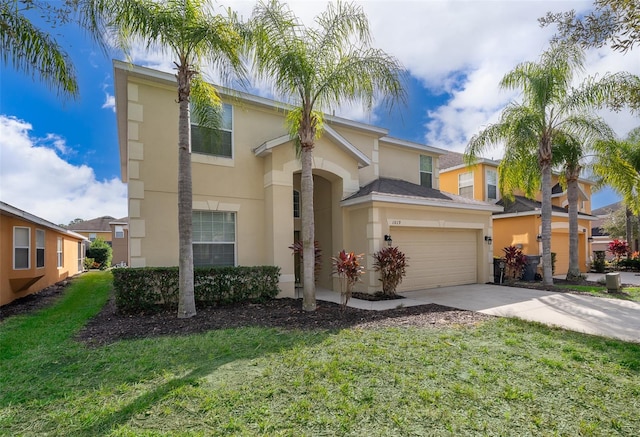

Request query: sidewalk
[{"left": 316, "top": 282, "right": 640, "bottom": 343}]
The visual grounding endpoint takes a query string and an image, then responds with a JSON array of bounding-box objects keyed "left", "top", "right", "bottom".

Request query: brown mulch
[{"left": 1, "top": 281, "right": 493, "bottom": 347}]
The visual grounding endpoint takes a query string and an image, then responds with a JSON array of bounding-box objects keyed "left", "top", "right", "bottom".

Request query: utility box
[{"left": 605, "top": 273, "right": 621, "bottom": 293}]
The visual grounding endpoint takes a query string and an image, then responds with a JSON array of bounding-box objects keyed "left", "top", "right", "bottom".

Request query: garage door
[
  {"left": 551, "top": 232, "right": 569, "bottom": 276},
  {"left": 392, "top": 228, "right": 478, "bottom": 292}
]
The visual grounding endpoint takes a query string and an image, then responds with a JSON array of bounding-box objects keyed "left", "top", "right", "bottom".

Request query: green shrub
[
  {"left": 86, "top": 238, "right": 112, "bottom": 269},
  {"left": 83, "top": 257, "right": 95, "bottom": 271},
  {"left": 619, "top": 258, "right": 640, "bottom": 271},
  {"left": 112, "top": 266, "right": 281, "bottom": 313},
  {"left": 593, "top": 251, "right": 606, "bottom": 273}
]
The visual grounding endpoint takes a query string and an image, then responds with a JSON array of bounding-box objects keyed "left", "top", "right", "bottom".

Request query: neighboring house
[
  {"left": 1, "top": 202, "right": 87, "bottom": 306},
  {"left": 590, "top": 201, "right": 637, "bottom": 259},
  {"left": 114, "top": 61, "right": 502, "bottom": 297},
  {"left": 109, "top": 218, "right": 129, "bottom": 266},
  {"left": 67, "top": 216, "right": 116, "bottom": 243},
  {"left": 439, "top": 151, "right": 597, "bottom": 275}
]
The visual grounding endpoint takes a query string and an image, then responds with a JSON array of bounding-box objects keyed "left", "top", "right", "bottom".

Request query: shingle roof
[
  {"left": 496, "top": 195, "right": 594, "bottom": 218},
  {"left": 343, "top": 177, "right": 496, "bottom": 209},
  {"left": 591, "top": 201, "right": 624, "bottom": 216},
  {"left": 67, "top": 216, "right": 116, "bottom": 232},
  {"left": 438, "top": 151, "right": 465, "bottom": 170}
]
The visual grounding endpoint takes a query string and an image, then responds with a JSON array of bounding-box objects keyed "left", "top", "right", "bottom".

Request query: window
[
  {"left": 89, "top": 233, "right": 97, "bottom": 242},
  {"left": 57, "top": 237, "right": 63, "bottom": 268},
  {"left": 191, "top": 103, "right": 233, "bottom": 158},
  {"left": 486, "top": 169, "right": 498, "bottom": 201},
  {"left": 419, "top": 155, "right": 433, "bottom": 188},
  {"left": 36, "top": 229, "right": 45, "bottom": 268},
  {"left": 458, "top": 171, "right": 474, "bottom": 199},
  {"left": 14, "top": 227, "right": 30, "bottom": 269},
  {"left": 192, "top": 211, "right": 236, "bottom": 267},
  {"left": 293, "top": 190, "right": 300, "bottom": 218},
  {"left": 78, "top": 241, "right": 84, "bottom": 271},
  {"left": 115, "top": 225, "right": 125, "bottom": 238}
]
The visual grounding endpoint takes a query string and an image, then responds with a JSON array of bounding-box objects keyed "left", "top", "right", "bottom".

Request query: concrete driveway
[{"left": 316, "top": 277, "right": 640, "bottom": 342}]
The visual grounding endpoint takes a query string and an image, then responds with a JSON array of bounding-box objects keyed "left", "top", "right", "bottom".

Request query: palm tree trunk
[
  {"left": 566, "top": 173, "right": 581, "bottom": 280},
  {"left": 300, "top": 144, "right": 316, "bottom": 311},
  {"left": 626, "top": 207, "right": 633, "bottom": 258},
  {"left": 177, "top": 67, "right": 196, "bottom": 318},
  {"left": 540, "top": 161, "right": 554, "bottom": 286}
]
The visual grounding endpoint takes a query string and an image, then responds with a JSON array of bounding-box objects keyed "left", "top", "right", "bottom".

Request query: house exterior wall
[
  {"left": 74, "top": 231, "right": 112, "bottom": 243},
  {"left": 110, "top": 224, "right": 129, "bottom": 266},
  {"left": 1, "top": 214, "right": 84, "bottom": 306}
]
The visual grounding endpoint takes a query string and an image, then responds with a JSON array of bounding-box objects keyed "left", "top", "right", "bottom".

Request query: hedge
[{"left": 112, "top": 266, "right": 281, "bottom": 313}]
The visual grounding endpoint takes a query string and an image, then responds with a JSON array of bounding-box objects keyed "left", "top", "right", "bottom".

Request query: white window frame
[
  {"left": 36, "top": 229, "right": 45, "bottom": 268},
  {"left": 192, "top": 211, "right": 236, "bottom": 267},
  {"left": 89, "top": 233, "right": 97, "bottom": 242},
  {"left": 14, "top": 226, "right": 30, "bottom": 270},
  {"left": 191, "top": 103, "right": 233, "bottom": 159},
  {"left": 114, "top": 225, "right": 125, "bottom": 238},
  {"left": 57, "top": 237, "right": 64, "bottom": 268},
  {"left": 486, "top": 169, "right": 498, "bottom": 202},
  {"left": 458, "top": 171, "right": 474, "bottom": 199},
  {"left": 78, "top": 241, "right": 84, "bottom": 271},
  {"left": 293, "top": 190, "right": 300, "bottom": 218},
  {"left": 419, "top": 155, "right": 433, "bottom": 189}
]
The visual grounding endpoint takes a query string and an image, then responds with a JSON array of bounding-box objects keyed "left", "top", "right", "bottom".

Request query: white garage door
[{"left": 393, "top": 227, "right": 478, "bottom": 292}]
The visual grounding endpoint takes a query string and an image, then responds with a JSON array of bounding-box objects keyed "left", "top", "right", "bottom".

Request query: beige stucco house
[{"left": 114, "top": 61, "right": 502, "bottom": 297}]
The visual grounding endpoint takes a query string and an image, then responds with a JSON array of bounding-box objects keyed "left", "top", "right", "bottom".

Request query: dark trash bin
[
  {"left": 493, "top": 258, "right": 505, "bottom": 284},
  {"left": 523, "top": 255, "right": 540, "bottom": 281}
]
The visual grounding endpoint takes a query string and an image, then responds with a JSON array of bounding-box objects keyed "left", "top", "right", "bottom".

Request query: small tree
[
  {"left": 503, "top": 246, "right": 527, "bottom": 281},
  {"left": 86, "top": 237, "right": 112, "bottom": 269},
  {"left": 608, "top": 239, "right": 630, "bottom": 265},
  {"left": 332, "top": 250, "right": 364, "bottom": 310},
  {"left": 372, "top": 246, "right": 408, "bottom": 296}
]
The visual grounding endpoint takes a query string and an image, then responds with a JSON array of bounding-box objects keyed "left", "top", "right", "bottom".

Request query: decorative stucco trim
[
  {"left": 493, "top": 211, "right": 599, "bottom": 221},
  {"left": 380, "top": 136, "right": 447, "bottom": 156},
  {"left": 386, "top": 218, "right": 485, "bottom": 230}
]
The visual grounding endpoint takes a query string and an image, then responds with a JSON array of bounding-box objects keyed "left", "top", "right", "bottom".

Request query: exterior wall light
[
  {"left": 588, "top": 236, "right": 594, "bottom": 243},
  {"left": 384, "top": 234, "right": 393, "bottom": 247},
  {"left": 536, "top": 234, "right": 542, "bottom": 242},
  {"left": 484, "top": 235, "right": 492, "bottom": 244}
]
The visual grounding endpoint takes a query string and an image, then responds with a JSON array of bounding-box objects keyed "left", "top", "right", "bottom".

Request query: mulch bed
[{"left": 1, "top": 280, "right": 493, "bottom": 347}]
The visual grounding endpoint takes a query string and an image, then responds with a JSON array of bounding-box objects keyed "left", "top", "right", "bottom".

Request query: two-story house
[
  {"left": 67, "top": 216, "right": 129, "bottom": 266},
  {"left": 114, "top": 61, "right": 502, "bottom": 297},
  {"left": 439, "top": 152, "right": 597, "bottom": 275}
]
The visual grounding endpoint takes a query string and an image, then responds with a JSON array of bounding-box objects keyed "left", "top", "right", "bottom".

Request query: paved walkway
[{"left": 316, "top": 277, "right": 640, "bottom": 343}]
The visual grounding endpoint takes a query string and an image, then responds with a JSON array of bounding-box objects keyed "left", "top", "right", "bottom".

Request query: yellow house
[
  {"left": 114, "top": 62, "right": 502, "bottom": 297},
  {"left": 439, "top": 152, "right": 597, "bottom": 275},
  {"left": 1, "top": 202, "right": 87, "bottom": 306},
  {"left": 67, "top": 216, "right": 116, "bottom": 243}
]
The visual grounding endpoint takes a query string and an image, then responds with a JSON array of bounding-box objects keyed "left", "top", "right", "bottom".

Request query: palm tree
[
  {"left": 86, "top": 0, "right": 246, "bottom": 318},
  {"left": 466, "top": 43, "right": 613, "bottom": 286},
  {"left": 0, "top": 1, "right": 78, "bottom": 97},
  {"left": 249, "top": 0, "right": 405, "bottom": 311}
]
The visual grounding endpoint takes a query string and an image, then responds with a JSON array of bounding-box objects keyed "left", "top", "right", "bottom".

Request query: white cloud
[
  {"left": 102, "top": 93, "right": 115, "bottom": 112},
  {"left": 0, "top": 115, "right": 127, "bottom": 225}
]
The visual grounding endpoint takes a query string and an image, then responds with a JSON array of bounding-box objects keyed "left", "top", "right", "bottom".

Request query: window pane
[
  {"left": 15, "top": 248, "right": 29, "bottom": 269},
  {"left": 420, "top": 155, "right": 432, "bottom": 173},
  {"left": 36, "top": 229, "right": 45, "bottom": 247},
  {"left": 15, "top": 227, "right": 29, "bottom": 247},
  {"left": 221, "top": 103, "right": 232, "bottom": 130},
  {"left": 420, "top": 172, "right": 432, "bottom": 189},
  {"left": 459, "top": 172, "right": 473, "bottom": 186},
  {"left": 459, "top": 186, "right": 474, "bottom": 199},
  {"left": 293, "top": 190, "right": 300, "bottom": 218},
  {"left": 488, "top": 184, "right": 497, "bottom": 200},
  {"left": 36, "top": 249, "right": 45, "bottom": 268},
  {"left": 486, "top": 170, "right": 497, "bottom": 185},
  {"left": 193, "top": 243, "right": 234, "bottom": 267},
  {"left": 191, "top": 125, "right": 232, "bottom": 158}
]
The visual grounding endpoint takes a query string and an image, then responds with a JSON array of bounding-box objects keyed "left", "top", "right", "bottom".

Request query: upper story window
[
  {"left": 191, "top": 103, "right": 233, "bottom": 158},
  {"left": 114, "top": 226, "right": 125, "bottom": 238},
  {"left": 192, "top": 210, "right": 236, "bottom": 267},
  {"left": 36, "top": 229, "right": 45, "bottom": 268},
  {"left": 14, "top": 226, "right": 30, "bottom": 270},
  {"left": 486, "top": 169, "right": 498, "bottom": 201},
  {"left": 458, "top": 171, "right": 474, "bottom": 199},
  {"left": 293, "top": 190, "right": 300, "bottom": 218},
  {"left": 419, "top": 155, "right": 433, "bottom": 189},
  {"left": 89, "top": 233, "right": 97, "bottom": 242}
]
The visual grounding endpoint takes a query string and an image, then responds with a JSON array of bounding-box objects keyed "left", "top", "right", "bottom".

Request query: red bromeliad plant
[
  {"left": 502, "top": 245, "right": 527, "bottom": 280},
  {"left": 608, "top": 239, "right": 629, "bottom": 263},
  {"left": 372, "top": 246, "right": 408, "bottom": 296},
  {"left": 289, "top": 240, "right": 322, "bottom": 282},
  {"left": 332, "top": 250, "right": 365, "bottom": 310}
]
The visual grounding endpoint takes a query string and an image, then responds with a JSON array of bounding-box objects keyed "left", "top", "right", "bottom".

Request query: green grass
[
  {"left": 2, "top": 272, "right": 640, "bottom": 436},
  {"left": 556, "top": 284, "right": 640, "bottom": 301}
]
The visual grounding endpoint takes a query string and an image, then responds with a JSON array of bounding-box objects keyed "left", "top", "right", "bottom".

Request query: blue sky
[{"left": 1, "top": 0, "right": 637, "bottom": 225}]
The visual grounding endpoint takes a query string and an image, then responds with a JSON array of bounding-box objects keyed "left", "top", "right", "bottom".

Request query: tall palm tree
[
  {"left": 1, "top": 0, "right": 78, "bottom": 97},
  {"left": 466, "top": 43, "right": 613, "bottom": 286},
  {"left": 85, "top": 0, "right": 246, "bottom": 318},
  {"left": 249, "top": 0, "right": 405, "bottom": 311}
]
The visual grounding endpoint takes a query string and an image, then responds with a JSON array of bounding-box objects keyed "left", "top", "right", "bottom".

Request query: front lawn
[
  {"left": 555, "top": 284, "right": 640, "bottom": 301},
  {"left": 1, "top": 271, "right": 639, "bottom": 435}
]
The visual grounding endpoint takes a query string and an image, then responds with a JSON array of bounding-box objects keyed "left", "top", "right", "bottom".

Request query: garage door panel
[{"left": 393, "top": 228, "right": 477, "bottom": 292}]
